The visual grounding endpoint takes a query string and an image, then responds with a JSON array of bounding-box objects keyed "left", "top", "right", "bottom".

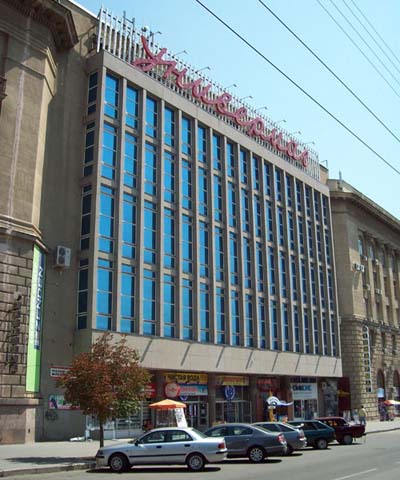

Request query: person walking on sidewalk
[{"left": 358, "top": 405, "right": 367, "bottom": 426}]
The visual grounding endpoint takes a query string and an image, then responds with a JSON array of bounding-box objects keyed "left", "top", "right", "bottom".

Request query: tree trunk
[{"left": 99, "top": 420, "right": 104, "bottom": 448}]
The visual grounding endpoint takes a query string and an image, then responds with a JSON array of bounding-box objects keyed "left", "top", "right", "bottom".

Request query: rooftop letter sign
[{"left": 132, "top": 36, "right": 309, "bottom": 167}]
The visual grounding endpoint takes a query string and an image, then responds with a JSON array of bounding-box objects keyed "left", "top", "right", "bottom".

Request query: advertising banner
[
  {"left": 291, "top": 383, "right": 317, "bottom": 400},
  {"left": 48, "top": 395, "right": 79, "bottom": 410},
  {"left": 216, "top": 375, "right": 249, "bottom": 386},
  {"left": 165, "top": 372, "right": 208, "bottom": 384},
  {"left": 26, "top": 246, "right": 45, "bottom": 392}
]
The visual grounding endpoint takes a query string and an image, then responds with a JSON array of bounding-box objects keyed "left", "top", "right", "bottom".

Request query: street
[{"left": 3, "top": 430, "right": 400, "bottom": 480}]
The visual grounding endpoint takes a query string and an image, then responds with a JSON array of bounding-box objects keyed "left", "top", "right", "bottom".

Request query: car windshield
[{"left": 189, "top": 428, "right": 208, "bottom": 439}]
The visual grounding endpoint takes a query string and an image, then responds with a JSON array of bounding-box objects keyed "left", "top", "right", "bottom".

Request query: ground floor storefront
[{"left": 88, "top": 370, "right": 339, "bottom": 439}]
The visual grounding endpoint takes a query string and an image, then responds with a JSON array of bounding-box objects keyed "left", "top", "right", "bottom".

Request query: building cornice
[{"left": 3, "top": 0, "right": 78, "bottom": 50}]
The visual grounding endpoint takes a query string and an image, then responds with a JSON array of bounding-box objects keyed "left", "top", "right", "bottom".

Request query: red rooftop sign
[{"left": 132, "top": 36, "right": 309, "bottom": 167}]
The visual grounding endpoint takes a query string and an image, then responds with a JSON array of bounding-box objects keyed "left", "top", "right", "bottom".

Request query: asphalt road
[{"left": 4, "top": 431, "right": 400, "bottom": 480}]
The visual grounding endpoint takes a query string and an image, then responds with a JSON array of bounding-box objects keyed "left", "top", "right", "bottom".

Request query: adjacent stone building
[{"left": 329, "top": 179, "right": 400, "bottom": 419}]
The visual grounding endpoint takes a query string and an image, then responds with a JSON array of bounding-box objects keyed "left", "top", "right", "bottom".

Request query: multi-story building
[
  {"left": 0, "top": 0, "right": 342, "bottom": 443},
  {"left": 329, "top": 179, "right": 400, "bottom": 419}
]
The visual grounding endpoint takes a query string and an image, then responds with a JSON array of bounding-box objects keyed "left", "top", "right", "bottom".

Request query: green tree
[{"left": 57, "top": 333, "right": 150, "bottom": 447}]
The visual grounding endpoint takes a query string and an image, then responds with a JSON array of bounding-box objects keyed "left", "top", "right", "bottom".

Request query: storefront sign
[
  {"left": 217, "top": 375, "right": 249, "bottom": 386},
  {"left": 49, "top": 366, "right": 71, "bottom": 378},
  {"left": 165, "top": 382, "right": 181, "bottom": 398},
  {"left": 224, "top": 385, "right": 236, "bottom": 401},
  {"left": 132, "top": 36, "right": 309, "bottom": 168},
  {"left": 144, "top": 383, "right": 157, "bottom": 398},
  {"left": 178, "top": 384, "right": 208, "bottom": 396},
  {"left": 291, "top": 383, "right": 317, "bottom": 400},
  {"left": 257, "top": 378, "right": 279, "bottom": 392},
  {"left": 48, "top": 395, "right": 79, "bottom": 410},
  {"left": 175, "top": 408, "right": 188, "bottom": 427},
  {"left": 165, "top": 372, "right": 208, "bottom": 384}
]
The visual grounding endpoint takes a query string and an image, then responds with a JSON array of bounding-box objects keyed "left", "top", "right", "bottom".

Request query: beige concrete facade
[{"left": 329, "top": 179, "right": 400, "bottom": 419}]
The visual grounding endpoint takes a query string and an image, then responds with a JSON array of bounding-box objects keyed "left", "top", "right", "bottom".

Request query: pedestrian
[{"left": 358, "top": 405, "right": 367, "bottom": 426}]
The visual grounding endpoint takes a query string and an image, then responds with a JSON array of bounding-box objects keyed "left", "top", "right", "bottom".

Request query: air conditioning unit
[
  {"left": 54, "top": 245, "right": 71, "bottom": 268},
  {"left": 375, "top": 288, "right": 382, "bottom": 295},
  {"left": 374, "top": 259, "right": 380, "bottom": 266},
  {"left": 364, "top": 284, "right": 371, "bottom": 291},
  {"left": 354, "top": 263, "right": 365, "bottom": 273}
]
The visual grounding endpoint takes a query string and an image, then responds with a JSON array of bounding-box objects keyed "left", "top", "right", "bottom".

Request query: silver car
[
  {"left": 204, "top": 423, "right": 287, "bottom": 462},
  {"left": 95, "top": 427, "right": 227, "bottom": 472},
  {"left": 253, "top": 422, "right": 307, "bottom": 454}
]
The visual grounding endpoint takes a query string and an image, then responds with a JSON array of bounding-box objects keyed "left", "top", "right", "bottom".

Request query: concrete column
[{"left": 208, "top": 373, "right": 216, "bottom": 426}]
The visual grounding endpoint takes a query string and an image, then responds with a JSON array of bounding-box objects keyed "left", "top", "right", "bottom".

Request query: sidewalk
[{"left": 0, "top": 419, "right": 399, "bottom": 477}]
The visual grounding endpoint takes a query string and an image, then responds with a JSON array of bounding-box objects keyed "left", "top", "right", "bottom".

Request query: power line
[
  {"left": 316, "top": 0, "right": 400, "bottom": 100},
  {"left": 342, "top": 0, "right": 400, "bottom": 77},
  {"left": 193, "top": 0, "right": 400, "bottom": 176},
  {"left": 257, "top": 0, "right": 400, "bottom": 145},
  {"left": 348, "top": 0, "right": 400, "bottom": 69}
]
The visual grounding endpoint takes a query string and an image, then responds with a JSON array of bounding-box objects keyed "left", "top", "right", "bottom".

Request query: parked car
[
  {"left": 288, "top": 420, "right": 335, "bottom": 449},
  {"left": 95, "top": 427, "right": 227, "bottom": 472},
  {"left": 204, "top": 423, "right": 287, "bottom": 462},
  {"left": 253, "top": 421, "right": 307, "bottom": 454},
  {"left": 316, "top": 417, "right": 366, "bottom": 445}
]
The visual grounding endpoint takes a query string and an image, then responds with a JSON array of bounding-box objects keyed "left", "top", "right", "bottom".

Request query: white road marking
[{"left": 331, "top": 469, "right": 378, "bottom": 480}]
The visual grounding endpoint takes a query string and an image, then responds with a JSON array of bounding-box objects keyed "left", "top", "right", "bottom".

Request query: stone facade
[{"left": 329, "top": 179, "right": 400, "bottom": 419}]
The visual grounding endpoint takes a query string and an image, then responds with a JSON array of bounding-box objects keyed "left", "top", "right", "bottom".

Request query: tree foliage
[{"left": 57, "top": 333, "right": 150, "bottom": 446}]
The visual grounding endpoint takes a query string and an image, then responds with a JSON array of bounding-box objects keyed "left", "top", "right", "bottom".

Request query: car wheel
[
  {"left": 286, "top": 444, "right": 294, "bottom": 455},
  {"left": 315, "top": 438, "right": 328, "bottom": 450},
  {"left": 342, "top": 434, "right": 353, "bottom": 445},
  {"left": 109, "top": 453, "right": 129, "bottom": 473},
  {"left": 248, "top": 446, "right": 265, "bottom": 463},
  {"left": 186, "top": 453, "right": 205, "bottom": 471}
]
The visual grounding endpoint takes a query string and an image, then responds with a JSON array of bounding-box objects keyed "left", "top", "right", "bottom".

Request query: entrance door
[
  {"left": 293, "top": 399, "right": 318, "bottom": 420},
  {"left": 186, "top": 402, "right": 208, "bottom": 430},
  {"left": 216, "top": 401, "right": 252, "bottom": 423}
]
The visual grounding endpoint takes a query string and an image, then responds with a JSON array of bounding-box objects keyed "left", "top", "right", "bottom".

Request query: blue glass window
[
  {"left": 322, "top": 195, "right": 329, "bottom": 226},
  {"left": 319, "top": 266, "right": 326, "bottom": 309},
  {"left": 288, "top": 211, "right": 295, "bottom": 250},
  {"left": 293, "top": 305, "right": 300, "bottom": 352},
  {"left": 122, "top": 192, "right": 136, "bottom": 259},
  {"left": 164, "top": 208, "right": 175, "bottom": 269},
  {"left": 305, "top": 186, "right": 311, "bottom": 217},
  {"left": 256, "top": 242, "right": 264, "bottom": 292},
  {"left": 164, "top": 151, "right": 175, "bottom": 203},
  {"left": 240, "top": 149, "right": 248, "bottom": 184},
  {"left": 228, "top": 182, "right": 236, "bottom": 227},
  {"left": 254, "top": 195, "right": 262, "bottom": 237},
  {"left": 216, "top": 287, "right": 225, "bottom": 344},
  {"left": 330, "top": 313, "right": 337, "bottom": 356},
  {"left": 296, "top": 180, "right": 303, "bottom": 212},
  {"left": 227, "top": 142, "right": 235, "bottom": 178},
  {"left": 230, "top": 233, "right": 239, "bottom": 285},
  {"left": 96, "top": 258, "right": 113, "bottom": 330},
  {"left": 145, "top": 96, "right": 158, "bottom": 138},
  {"left": 199, "top": 221, "right": 209, "bottom": 278},
  {"left": 265, "top": 200, "right": 273, "bottom": 242},
  {"left": 322, "top": 311, "right": 328, "bottom": 355},
  {"left": 200, "top": 283, "right": 210, "bottom": 342},
  {"left": 104, "top": 74, "right": 119, "bottom": 119},
  {"left": 252, "top": 155, "right": 260, "bottom": 190},
  {"left": 80, "top": 185, "right": 91, "bottom": 250},
  {"left": 143, "top": 269, "right": 156, "bottom": 335},
  {"left": 182, "top": 279, "right": 193, "bottom": 340},
  {"left": 99, "top": 185, "right": 114, "bottom": 253},
  {"left": 102, "top": 123, "right": 117, "bottom": 180},
  {"left": 182, "top": 160, "right": 192, "bottom": 210},
  {"left": 258, "top": 297, "right": 266, "bottom": 348},
  {"left": 325, "top": 232, "right": 332, "bottom": 265},
  {"left": 298, "top": 216, "right": 305, "bottom": 254},
  {"left": 301, "top": 258, "right": 307, "bottom": 303},
  {"left": 87, "top": 72, "right": 98, "bottom": 115},
  {"left": 264, "top": 162, "right": 271, "bottom": 196},
  {"left": 83, "top": 122, "right": 95, "bottom": 177},
  {"left": 311, "top": 264, "right": 317, "bottom": 306},
  {"left": 213, "top": 175, "right": 223, "bottom": 222},
  {"left": 124, "top": 132, "right": 137, "bottom": 188},
  {"left": 144, "top": 142, "right": 157, "bottom": 196},
  {"left": 307, "top": 220, "right": 314, "bottom": 257},
  {"left": 231, "top": 290, "right": 240, "bottom": 346},
  {"left": 182, "top": 214, "right": 193, "bottom": 273},
  {"left": 268, "top": 246, "right": 276, "bottom": 295},
  {"left": 277, "top": 207, "right": 284, "bottom": 246},
  {"left": 275, "top": 168, "right": 282, "bottom": 202},
  {"left": 164, "top": 106, "right": 175, "bottom": 147},
  {"left": 197, "top": 125, "right": 207, "bottom": 163},
  {"left": 282, "top": 303, "right": 289, "bottom": 351},
  {"left": 182, "top": 117, "right": 192, "bottom": 155},
  {"left": 243, "top": 237, "right": 252, "bottom": 289},
  {"left": 270, "top": 300, "right": 278, "bottom": 350},
  {"left": 280, "top": 251, "right": 287, "bottom": 298},
  {"left": 286, "top": 174, "right": 293, "bottom": 208},
  {"left": 291, "top": 255, "right": 297, "bottom": 301},
  {"left": 126, "top": 85, "right": 138, "bottom": 129},
  {"left": 120, "top": 264, "right": 135, "bottom": 333},
  {"left": 77, "top": 259, "right": 88, "bottom": 329},
  {"left": 317, "top": 225, "right": 322, "bottom": 261},
  {"left": 245, "top": 294, "right": 253, "bottom": 347},
  {"left": 328, "top": 270, "right": 334, "bottom": 310},
  {"left": 143, "top": 201, "right": 156, "bottom": 264},
  {"left": 215, "top": 227, "right": 224, "bottom": 282},
  {"left": 313, "top": 310, "right": 319, "bottom": 354},
  {"left": 241, "top": 189, "right": 250, "bottom": 232},
  {"left": 213, "top": 134, "right": 221, "bottom": 170},
  {"left": 304, "top": 308, "right": 310, "bottom": 353},
  {"left": 163, "top": 274, "right": 175, "bottom": 338},
  {"left": 198, "top": 167, "right": 208, "bottom": 216},
  {"left": 314, "top": 191, "right": 320, "bottom": 222}
]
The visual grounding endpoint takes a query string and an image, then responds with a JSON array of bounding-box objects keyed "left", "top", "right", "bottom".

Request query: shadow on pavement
[
  {"left": 6, "top": 456, "right": 94, "bottom": 465},
  {"left": 88, "top": 466, "right": 221, "bottom": 474}
]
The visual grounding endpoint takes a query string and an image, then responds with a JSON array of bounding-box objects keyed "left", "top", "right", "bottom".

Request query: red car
[{"left": 316, "top": 417, "right": 365, "bottom": 445}]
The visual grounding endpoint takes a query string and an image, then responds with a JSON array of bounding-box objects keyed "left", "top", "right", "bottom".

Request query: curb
[
  {"left": 366, "top": 427, "right": 400, "bottom": 435},
  {"left": 0, "top": 461, "right": 96, "bottom": 478}
]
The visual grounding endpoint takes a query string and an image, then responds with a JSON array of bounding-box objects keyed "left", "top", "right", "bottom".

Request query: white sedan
[{"left": 95, "top": 427, "right": 227, "bottom": 472}]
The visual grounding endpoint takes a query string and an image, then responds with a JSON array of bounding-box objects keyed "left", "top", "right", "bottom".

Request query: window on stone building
[
  {"left": 392, "top": 334, "right": 397, "bottom": 355},
  {"left": 381, "top": 332, "right": 386, "bottom": 353}
]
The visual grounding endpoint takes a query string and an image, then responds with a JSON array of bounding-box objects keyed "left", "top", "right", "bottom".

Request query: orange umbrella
[{"left": 149, "top": 399, "right": 187, "bottom": 410}]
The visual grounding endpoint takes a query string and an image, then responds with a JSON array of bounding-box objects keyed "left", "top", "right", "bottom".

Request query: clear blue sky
[{"left": 77, "top": 0, "right": 399, "bottom": 218}]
